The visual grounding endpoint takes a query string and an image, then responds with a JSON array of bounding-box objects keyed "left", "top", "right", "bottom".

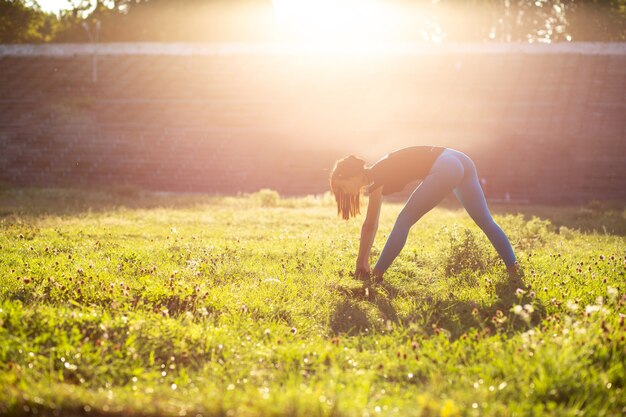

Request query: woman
[{"left": 329, "top": 146, "right": 518, "bottom": 282}]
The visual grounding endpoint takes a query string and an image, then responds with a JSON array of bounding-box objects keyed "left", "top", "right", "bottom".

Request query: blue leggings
[{"left": 374, "top": 148, "right": 516, "bottom": 272}]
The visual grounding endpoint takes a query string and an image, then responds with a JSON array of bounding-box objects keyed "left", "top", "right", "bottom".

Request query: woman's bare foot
[
  {"left": 507, "top": 262, "right": 521, "bottom": 277},
  {"left": 507, "top": 262, "right": 526, "bottom": 288},
  {"left": 372, "top": 268, "right": 384, "bottom": 284}
]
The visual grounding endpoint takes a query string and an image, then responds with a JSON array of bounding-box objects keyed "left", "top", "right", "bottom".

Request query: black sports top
[{"left": 368, "top": 146, "right": 445, "bottom": 196}]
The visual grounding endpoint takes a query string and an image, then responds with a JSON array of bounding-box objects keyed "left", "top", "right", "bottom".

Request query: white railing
[{"left": 1, "top": 42, "right": 625, "bottom": 56}]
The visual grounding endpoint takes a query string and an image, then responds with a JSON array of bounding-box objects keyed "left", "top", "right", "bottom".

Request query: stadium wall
[{"left": 0, "top": 43, "right": 624, "bottom": 203}]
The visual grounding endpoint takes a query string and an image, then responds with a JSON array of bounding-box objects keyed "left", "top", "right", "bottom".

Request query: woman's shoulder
[
  {"left": 370, "top": 146, "right": 443, "bottom": 168},
  {"left": 389, "top": 145, "right": 445, "bottom": 156}
]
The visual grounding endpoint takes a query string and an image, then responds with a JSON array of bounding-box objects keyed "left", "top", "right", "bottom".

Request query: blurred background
[
  {"left": 0, "top": 0, "right": 625, "bottom": 203},
  {"left": 3, "top": 0, "right": 625, "bottom": 43}
]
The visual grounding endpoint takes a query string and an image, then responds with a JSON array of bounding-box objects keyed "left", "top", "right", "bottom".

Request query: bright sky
[
  {"left": 34, "top": 0, "right": 73, "bottom": 13},
  {"left": 33, "top": 0, "right": 441, "bottom": 44},
  {"left": 272, "top": 0, "right": 401, "bottom": 43}
]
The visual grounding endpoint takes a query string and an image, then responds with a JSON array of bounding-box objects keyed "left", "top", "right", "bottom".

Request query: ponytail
[
  {"left": 334, "top": 188, "right": 361, "bottom": 220},
  {"left": 329, "top": 155, "right": 366, "bottom": 220}
]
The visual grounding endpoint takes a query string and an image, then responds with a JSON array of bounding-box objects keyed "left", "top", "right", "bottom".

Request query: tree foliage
[
  {"left": 482, "top": 0, "right": 626, "bottom": 42},
  {"left": 0, "top": 0, "right": 56, "bottom": 42},
  {"left": 1, "top": 0, "right": 624, "bottom": 43}
]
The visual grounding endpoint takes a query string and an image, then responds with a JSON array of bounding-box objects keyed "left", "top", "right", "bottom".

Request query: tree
[
  {"left": 0, "top": 0, "right": 56, "bottom": 42},
  {"left": 567, "top": 0, "right": 626, "bottom": 41},
  {"left": 423, "top": 0, "right": 625, "bottom": 42},
  {"left": 0, "top": 0, "right": 624, "bottom": 43}
]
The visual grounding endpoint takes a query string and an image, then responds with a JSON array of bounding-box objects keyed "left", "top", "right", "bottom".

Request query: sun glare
[{"left": 272, "top": 0, "right": 400, "bottom": 45}]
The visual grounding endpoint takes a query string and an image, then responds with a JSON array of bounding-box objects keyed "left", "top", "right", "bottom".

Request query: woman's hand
[
  {"left": 355, "top": 260, "right": 371, "bottom": 279},
  {"left": 354, "top": 187, "right": 382, "bottom": 280}
]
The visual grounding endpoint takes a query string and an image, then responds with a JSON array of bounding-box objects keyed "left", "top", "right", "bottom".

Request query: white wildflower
[
  {"left": 566, "top": 300, "right": 579, "bottom": 313},
  {"left": 607, "top": 286, "right": 618, "bottom": 303}
]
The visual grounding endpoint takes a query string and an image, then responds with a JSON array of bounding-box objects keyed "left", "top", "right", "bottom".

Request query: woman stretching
[{"left": 329, "top": 146, "right": 518, "bottom": 282}]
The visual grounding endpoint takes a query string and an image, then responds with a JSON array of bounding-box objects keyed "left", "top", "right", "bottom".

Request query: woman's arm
[{"left": 355, "top": 187, "right": 383, "bottom": 277}]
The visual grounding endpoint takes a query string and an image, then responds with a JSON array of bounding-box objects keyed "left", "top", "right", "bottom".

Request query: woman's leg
[
  {"left": 453, "top": 156, "right": 517, "bottom": 267},
  {"left": 374, "top": 154, "right": 464, "bottom": 273}
]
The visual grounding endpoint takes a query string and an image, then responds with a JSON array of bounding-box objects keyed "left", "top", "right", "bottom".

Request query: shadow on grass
[
  {"left": 384, "top": 194, "right": 626, "bottom": 236},
  {"left": 329, "top": 299, "right": 372, "bottom": 335},
  {"left": 429, "top": 197, "right": 626, "bottom": 237},
  {"left": 0, "top": 187, "right": 219, "bottom": 218},
  {"left": 492, "top": 204, "right": 626, "bottom": 237},
  {"left": 330, "top": 272, "right": 546, "bottom": 340},
  {"left": 2, "top": 188, "right": 623, "bottom": 236}
]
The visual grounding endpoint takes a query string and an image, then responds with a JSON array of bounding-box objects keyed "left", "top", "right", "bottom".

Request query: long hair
[{"left": 329, "top": 155, "right": 366, "bottom": 220}]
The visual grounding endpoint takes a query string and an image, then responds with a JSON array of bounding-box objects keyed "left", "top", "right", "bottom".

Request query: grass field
[{"left": 1, "top": 188, "right": 624, "bottom": 417}]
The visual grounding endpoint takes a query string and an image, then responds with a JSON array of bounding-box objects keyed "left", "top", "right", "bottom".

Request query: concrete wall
[{"left": 0, "top": 43, "right": 625, "bottom": 202}]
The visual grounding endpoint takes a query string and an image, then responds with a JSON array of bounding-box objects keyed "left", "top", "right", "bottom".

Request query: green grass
[{"left": 0, "top": 187, "right": 624, "bottom": 417}]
